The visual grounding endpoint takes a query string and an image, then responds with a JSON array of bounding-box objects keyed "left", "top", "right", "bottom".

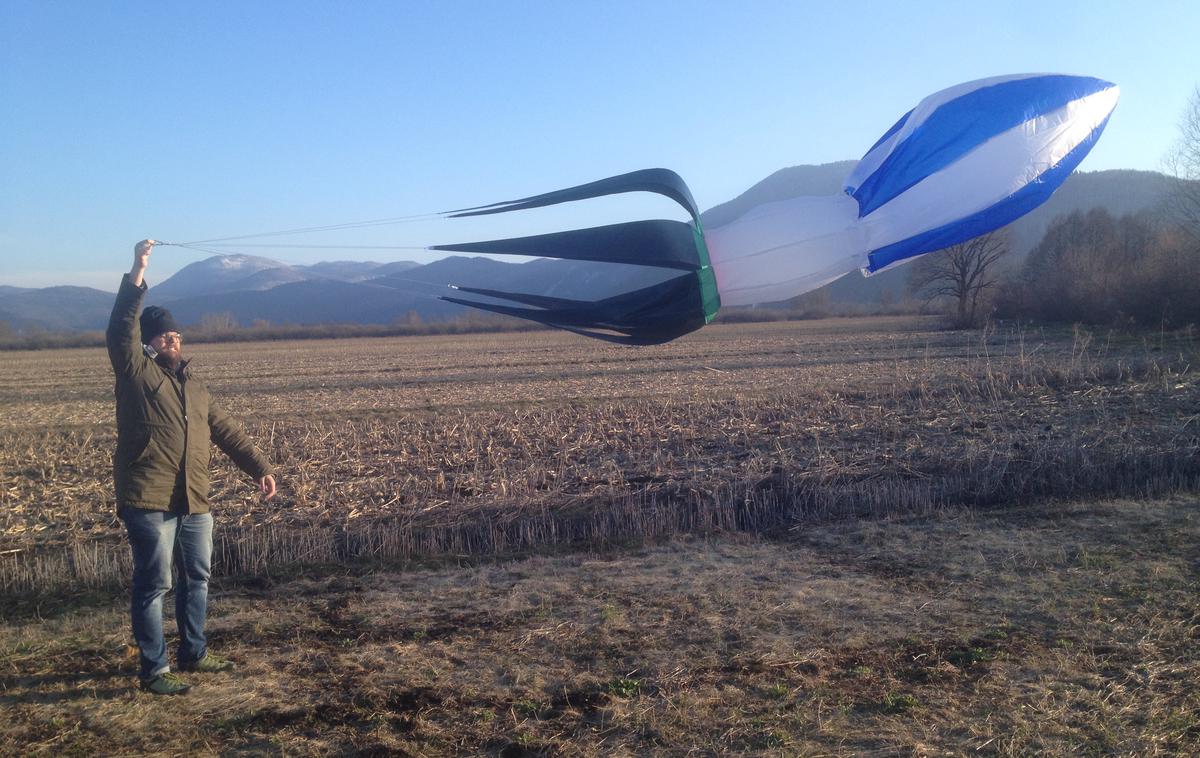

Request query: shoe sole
[
  {"left": 140, "top": 685, "right": 191, "bottom": 695},
  {"left": 179, "top": 665, "right": 234, "bottom": 673}
]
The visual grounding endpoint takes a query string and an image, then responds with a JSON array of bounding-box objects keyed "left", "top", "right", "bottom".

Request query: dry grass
[
  {"left": 1, "top": 318, "right": 1198, "bottom": 592},
  {"left": 2, "top": 318, "right": 1198, "bottom": 754},
  {"left": 1, "top": 496, "right": 1197, "bottom": 755}
]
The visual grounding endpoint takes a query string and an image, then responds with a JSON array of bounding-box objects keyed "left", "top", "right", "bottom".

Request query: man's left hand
[{"left": 258, "top": 475, "right": 277, "bottom": 501}]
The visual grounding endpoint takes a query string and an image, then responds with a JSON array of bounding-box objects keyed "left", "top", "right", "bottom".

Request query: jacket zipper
[{"left": 172, "top": 370, "right": 190, "bottom": 512}]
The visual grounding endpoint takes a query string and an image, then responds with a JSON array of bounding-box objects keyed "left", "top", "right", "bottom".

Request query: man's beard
[{"left": 154, "top": 349, "right": 183, "bottom": 372}]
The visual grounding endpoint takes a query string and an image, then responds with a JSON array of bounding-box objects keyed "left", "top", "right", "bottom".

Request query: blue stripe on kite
[
  {"left": 844, "top": 108, "right": 913, "bottom": 195},
  {"left": 852, "top": 75, "right": 1113, "bottom": 218},
  {"left": 865, "top": 112, "right": 1112, "bottom": 273},
  {"left": 861, "top": 109, "right": 913, "bottom": 162}
]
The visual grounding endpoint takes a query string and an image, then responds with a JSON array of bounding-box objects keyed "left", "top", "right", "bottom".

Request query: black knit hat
[{"left": 139, "top": 306, "right": 180, "bottom": 342}]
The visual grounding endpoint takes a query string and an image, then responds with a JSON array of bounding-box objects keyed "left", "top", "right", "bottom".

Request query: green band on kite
[{"left": 691, "top": 223, "right": 721, "bottom": 323}]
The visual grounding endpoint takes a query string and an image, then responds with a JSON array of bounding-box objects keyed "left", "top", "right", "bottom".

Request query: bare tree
[
  {"left": 199, "top": 311, "right": 237, "bottom": 332},
  {"left": 1165, "top": 86, "right": 1200, "bottom": 241},
  {"left": 908, "top": 230, "right": 1010, "bottom": 327}
]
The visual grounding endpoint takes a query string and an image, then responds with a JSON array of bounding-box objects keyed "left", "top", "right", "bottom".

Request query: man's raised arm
[{"left": 106, "top": 240, "right": 155, "bottom": 376}]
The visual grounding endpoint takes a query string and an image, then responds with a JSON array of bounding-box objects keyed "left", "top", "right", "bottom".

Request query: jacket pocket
[
  {"left": 129, "top": 429, "right": 152, "bottom": 465},
  {"left": 130, "top": 420, "right": 172, "bottom": 465}
]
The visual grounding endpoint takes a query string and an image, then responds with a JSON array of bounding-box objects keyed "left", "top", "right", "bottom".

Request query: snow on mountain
[{"left": 150, "top": 254, "right": 289, "bottom": 300}]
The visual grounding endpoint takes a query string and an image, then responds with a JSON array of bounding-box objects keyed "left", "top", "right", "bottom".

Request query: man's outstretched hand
[
  {"left": 258, "top": 474, "right": 277, "bottom": 501},
  {"left": 131, "top": 239, "right": 156, "bottom": 286}
]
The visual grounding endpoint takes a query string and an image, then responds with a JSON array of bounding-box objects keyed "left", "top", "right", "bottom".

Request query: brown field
[{"left": 1, "top": 318, "right": 1198, "bottom": 754}]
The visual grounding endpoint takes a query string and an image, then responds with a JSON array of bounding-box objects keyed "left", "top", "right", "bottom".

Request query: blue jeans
[{"left": 120, "top": 508, "right": 213, "bottom": 680}]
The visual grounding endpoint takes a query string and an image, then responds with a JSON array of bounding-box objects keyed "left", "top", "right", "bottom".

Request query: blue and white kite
[{"left": 441, "top": 73, "right": 1119, "bottom": 343}]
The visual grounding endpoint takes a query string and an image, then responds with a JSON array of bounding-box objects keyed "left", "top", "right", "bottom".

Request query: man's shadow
[{"left": 1, "top": 662, "right": 133, "bottom": 704}]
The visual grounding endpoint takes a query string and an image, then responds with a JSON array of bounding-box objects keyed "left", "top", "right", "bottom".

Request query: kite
[{"left": 439, "top": 73, "right": 1119, "bottom": 344}]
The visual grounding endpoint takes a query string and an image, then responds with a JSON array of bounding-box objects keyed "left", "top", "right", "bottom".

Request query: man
[{"left": 107, "top": 239, "right": 277, "bottom": 695}]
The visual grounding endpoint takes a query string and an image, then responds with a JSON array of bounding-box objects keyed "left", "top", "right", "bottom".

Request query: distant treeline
[
  {"left": 995, "top": 209, "right": 1200, "bottom": 328},
  {"left": 0, "top": 304, "right": 899, "bottom": 351},
  {"left": 0, "top": 313, "right": 543, "bottom": 351}
]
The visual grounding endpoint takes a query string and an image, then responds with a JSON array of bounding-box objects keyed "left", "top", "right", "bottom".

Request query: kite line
[{"left": 152, "top": 212, "right": 467, "bottom": 303}]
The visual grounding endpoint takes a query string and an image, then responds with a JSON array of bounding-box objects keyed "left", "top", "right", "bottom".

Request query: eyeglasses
[{"left": 155, "top": 332, "right": 183, "bottom": 344}]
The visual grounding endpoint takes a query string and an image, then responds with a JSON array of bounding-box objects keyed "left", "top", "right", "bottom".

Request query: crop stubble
[{"left": 1, "top": 318, "right": 1197, "bottom": 592}]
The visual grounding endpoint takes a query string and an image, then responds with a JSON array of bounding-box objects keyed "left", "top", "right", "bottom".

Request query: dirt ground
[{"left": 3, "top": 495, "right": 1197, "bottom": 756}]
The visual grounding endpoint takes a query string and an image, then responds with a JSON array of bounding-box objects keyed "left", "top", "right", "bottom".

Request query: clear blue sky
[{"left": 3, "top": 0, "right": 1197, "bottom": 289}]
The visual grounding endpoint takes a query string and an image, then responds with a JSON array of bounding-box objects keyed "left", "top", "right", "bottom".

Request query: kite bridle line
[
  {"left": 162, "top": 209, "right": 449, "bottom": 247},
  {"left": 152, "top": 209, "right": 457, "bottom": 297},
  {"left": 158, "top": 241, "right": 434, "bottom": 253},
  {"left": 154, "top": 167, "right": 706, "bottom": 254}
]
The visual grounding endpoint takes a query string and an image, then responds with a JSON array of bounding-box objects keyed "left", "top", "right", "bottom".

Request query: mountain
[
  {"left": 147, "top": 254, "right": 426, "bottom": 302},
  {"left": 298, "top": 261, "right": 384, "bottom": 281},
  {"left": 155, "top": 255, "right": 678, "bottom": 328},
  {"left": 234, "top": 266, "right": 313, "bottom": 291},
  {"left": 1006, "top": 170, "right": 1181, "bottom": 254},
  {"left": 374, "top": 256, "right": 674, "bottom": 301},
  {"left": 3, "top": 166, "right": 1188, "bottom": 332},
  {"left": 149, "top": 254, "right": 288, "bottom": 300},
  {"left": 160, "top": 277, "right": 467, "bottom": 326},
  {"left": 701, "top": 161, "right": 856, "bottom": 228},
  {"left": 370, "top": 261, "right": 422, "bottom": 278},
  {"left": 0, "top": 286, "right": 116, "bottom": 331},
  {"left": 298, "top": 260, "right": 420, "bottom": 282}
]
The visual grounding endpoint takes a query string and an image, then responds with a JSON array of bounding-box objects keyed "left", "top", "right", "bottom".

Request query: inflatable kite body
[{"left": 441, "top": 73, "right": 1119, "bottom": 344}]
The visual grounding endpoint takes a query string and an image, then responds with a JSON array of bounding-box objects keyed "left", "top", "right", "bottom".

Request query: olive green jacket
[{"left": 107, "top": 275, "right": 272, "bottom": 513}]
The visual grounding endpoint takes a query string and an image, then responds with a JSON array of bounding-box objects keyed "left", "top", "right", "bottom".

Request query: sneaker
[
  {"left": 179, "top": 652, "right": 235, "bottom": 673},
  {"left": 140, "top": 672, "right": 191, "bottom": 695}
]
